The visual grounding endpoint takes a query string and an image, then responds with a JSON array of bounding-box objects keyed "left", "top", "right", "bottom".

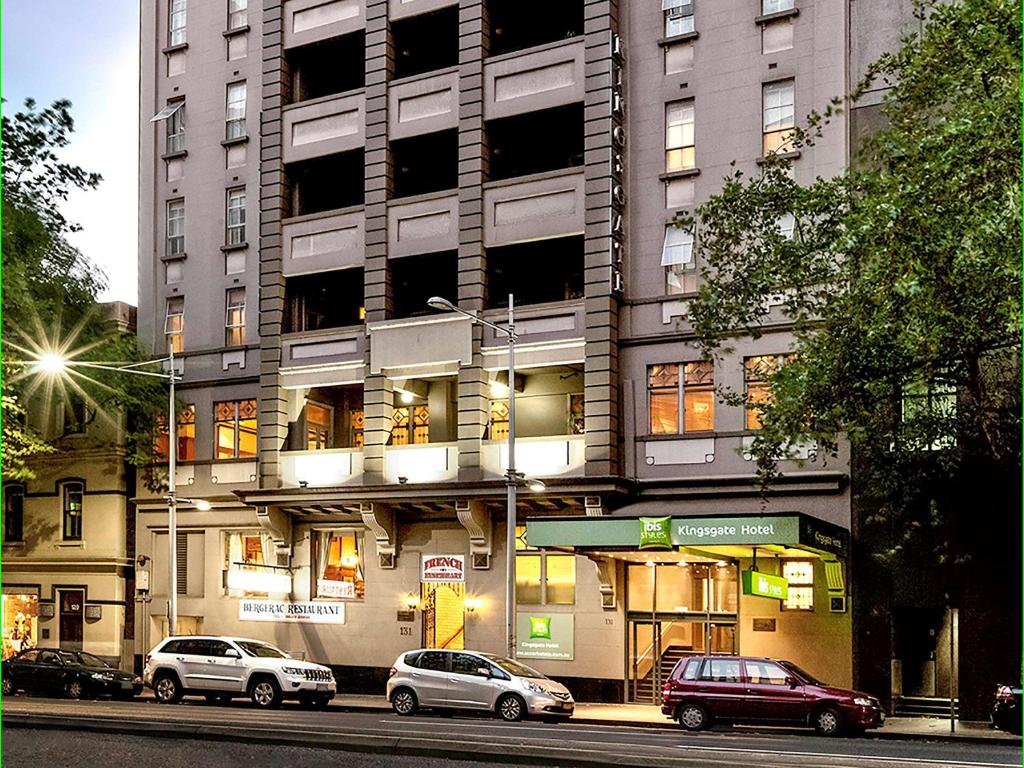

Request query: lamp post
[
  {"left": 29, "top": 350, "right": 209, "bottom": 637},
  {"left": 428, "top": 293, "right": 522, "bottom": 658}
]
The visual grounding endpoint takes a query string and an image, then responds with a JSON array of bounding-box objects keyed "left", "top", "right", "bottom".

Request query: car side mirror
[
  {"left": 225, "top": 649, "right": 241, "bottom": 659},
  {"left": 786, "top": 676, "right": 798, "bottom": 689},
  {"left": 477, "top": 666, "right": 492, "bottom": 678}
]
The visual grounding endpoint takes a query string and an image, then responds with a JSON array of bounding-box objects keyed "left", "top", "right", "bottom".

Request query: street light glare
[
  {"left": 35, "top": 352, "right": 68, "bottom": 375},
  {"left": 193, "top": 499, "right": 213, "bottom": 511},
  {"left": 526, "top": 478, "right": 546, "bottom": 492},
  {"left": 427, "top": 296, "right": 455, "bottom": 311}
]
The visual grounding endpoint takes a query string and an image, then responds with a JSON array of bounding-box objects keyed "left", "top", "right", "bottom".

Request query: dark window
[
  {"left": 284, "top": 269, "right": 364, "bottom": 332},
  {"left": 488, "top": 104, "right": 584, "bottom": 181},
  {"left": 403, "top": 651, "right": 423, "bottom": 667},
  {"left": 451, "top": 653, "right": 485, "bottom": 675},
  {"left": 61, "top": 481, "right": 84, "bottom": 541},
  {"left": 39, "top": 650, "right": 62, "bottom": 666},
  {"left": 487, "top": 0, "right": 583, "bottom": 57},
  {"left": 288, "top": 32, "right": 365, "bottom": 103},
  {"left": 19, "top": 649, "right": 40, "bottom": 663},
  {"left": 206, "top": 640, "right": 233, "bottom": 657},
  {"left": 4, "top": 484, "right": 24, "bottom": 542},
  {"left": 290, "top": 150, "right": 365, "bottom": 216},
  {"left": 391, "top": 6, "right": 458, "bottom": 79},
  {"left": 160, "top": 639, "right": 183, "bottom": 654},
  {"left": 487, "top": 236, "right": 584, "bottom": 308},
  {"left": 417, "top": 651, "right": 448, "bottom": 671},
  {"left": 63, "top": 398, "right": 91, "bottom": 435},
  {"left": 391, "top": 130, "right": 458, "bottom": 199},
  {"left": 391, "top": 251, "right": 458, "bottom": 319},
  {"left": 681, "top": 658, "right": 702, "bottom": 680}
]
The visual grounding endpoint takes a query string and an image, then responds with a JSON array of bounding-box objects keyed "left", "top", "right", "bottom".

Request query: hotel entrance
[{"left": 422, "top": 582, "right": 465, "bottom": 650}]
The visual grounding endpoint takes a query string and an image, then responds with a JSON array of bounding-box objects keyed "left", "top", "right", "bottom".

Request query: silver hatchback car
[{"left": 387, "top": 649, "right": 574, "bottom": 722}]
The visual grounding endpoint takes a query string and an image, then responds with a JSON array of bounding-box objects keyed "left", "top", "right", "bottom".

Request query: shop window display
[
  {"left": 2, "top": 593, "right": 39, "bottom": 660},
  {"left": 313, "top": 530, "right": 365, "bottom": 599}
]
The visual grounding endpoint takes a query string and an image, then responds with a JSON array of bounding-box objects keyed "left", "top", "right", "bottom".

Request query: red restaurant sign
[{"left": 421, "top": 554, "right": 465, "bottom": 583}]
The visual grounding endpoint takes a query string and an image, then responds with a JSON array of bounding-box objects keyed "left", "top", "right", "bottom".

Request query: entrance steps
[
  {"left": 633, "top": 646, "right": 691, "bottom": 702},
  {"left": 894, "top": 696, "right": 960, "bottom": 718}
]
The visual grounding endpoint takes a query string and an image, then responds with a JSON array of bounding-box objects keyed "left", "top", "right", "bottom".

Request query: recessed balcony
[
  {"left": 481, "top": 435, "right": 585, "bottom": 479},
  {"left": 280, "top": 448, "right": 364, "bottom": 487},
  {"left": 283, "top": 93, "right": 364, "bottom": 164},
  {"left": 483, "top": 38, "right": 585, "bottom": 121},
  {"left": 284, "top": 0, "right": 365, "bottom": 50},
  {"left": 384, "top": 442, "right": 459, "bottom": 484}
]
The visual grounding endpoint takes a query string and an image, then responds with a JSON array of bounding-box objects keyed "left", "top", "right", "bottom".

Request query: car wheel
[
  {"left": 2, "top": 676, "right": 15, "bottom": 696},
  {"left": 497, "top": 693, "right": 526, "bottom": 722},
  {"left": 391, "top": 687, "right": 418, "bottom": 716},
  {"left": 814, "top": 705, "right": 843, "bottom": 736},
  {"left": 249, "top": 677, "right": 282, "bottom": 709},
  {"left": 677, "top": 702, "right": 709, "bottom": 732},
  {"left": 64, "top": 679, "right": 85, "bottom": 700},
  {"left": 153, "top": 673, "right": 183, "bottom": 704}
]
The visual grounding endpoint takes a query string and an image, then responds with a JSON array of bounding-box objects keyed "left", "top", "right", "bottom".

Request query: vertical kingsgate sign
[{"left": 609, "top": 31, "right": 626, "bottom": 295}]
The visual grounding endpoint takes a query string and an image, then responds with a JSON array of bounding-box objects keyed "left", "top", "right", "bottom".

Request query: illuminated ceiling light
[
  {"left": 400, "top": 391, "right": 415, "bottom": 405},
  {"left": 490, "top": 380, "right": 509, "bottom": 398},
  {"left": 716, "top": 561, "right": 729, "bottom": 567}
]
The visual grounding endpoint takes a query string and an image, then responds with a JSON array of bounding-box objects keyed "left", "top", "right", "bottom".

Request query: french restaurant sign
[{"left": 421, "top": 554, "right": 465, "bottom": 583}]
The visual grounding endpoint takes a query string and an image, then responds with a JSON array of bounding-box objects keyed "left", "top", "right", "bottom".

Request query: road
[{"left": 3, "top": 695, "right": 1021, "bottom": 768}]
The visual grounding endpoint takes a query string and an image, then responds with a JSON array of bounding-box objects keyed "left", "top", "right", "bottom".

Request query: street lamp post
[{"left": 428, "top": 293, "right": 521, "bottom": 658}]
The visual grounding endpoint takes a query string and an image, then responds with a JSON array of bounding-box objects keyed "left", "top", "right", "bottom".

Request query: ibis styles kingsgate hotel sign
[{"left": 526, "top": 513, "right": 847, "bottom": 558}]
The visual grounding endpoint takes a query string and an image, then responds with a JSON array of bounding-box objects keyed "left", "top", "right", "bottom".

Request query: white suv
[{"left": 143, "top": 635, "right": 336, "bottom": 709}]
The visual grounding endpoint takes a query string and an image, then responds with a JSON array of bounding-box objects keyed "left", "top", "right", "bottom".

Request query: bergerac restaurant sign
[
  {"left": 421, "top": 555, "right": 465, "bottom": 583},
  {"left": 239, "top": 600, "right": 345, "bottom": 624}
]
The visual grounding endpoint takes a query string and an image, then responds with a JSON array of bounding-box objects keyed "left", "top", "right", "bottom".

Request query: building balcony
[
  {"left": 280, "top": 447, "right": 364, "bottom": 487},
  {"left": 281, "top": 326, "right": 366, "bottom": 377},
  {"left": 388, "top": 68, "right": 458, "bottom": 140},
  {"left": 384, "top": 442, "right": 458, "bottom": 484},
  {"left": 283, "top": 92, "right": 364, "bottom": 164},
  {"left": 480, "top": 299, "right": 585, "bottom": 369},
  {"left": 284, "top": 0, "right": 365, "bottom": 50},
  {"left": 481, "top": 435, "right": 585, "bottom": 479},
  {"left": 388, "top": 0, "right": 457, "bottom": 21},
  {"left": 387, "top": 191, "right": 459, "bottom": 258},
  {"left": 367, "top": 314, "right": 473, "bottom": 377},
  {"left": 282, "top": 208, "right": 365, "bottom": 276},
  {"left": 483, "top": 169, "right": 585, "bottom": 248},
  {"left": 483, "top": 38, "right": 585, "bottom": 121}
]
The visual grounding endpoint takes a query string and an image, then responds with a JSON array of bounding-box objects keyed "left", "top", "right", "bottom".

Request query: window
[
  {"left": 762, "top": 80, "right": 795, "bottom": 155},
  {"left": 663, "top": 0, "right": 694, "bottom": 37},
  {"left": 228, "top": 0, "right": 247, "bottom": 29},
  {"left": 782, "top": 560, "right": 814, "bottom": 610},
  {"left": 701, "top": 658, "right": 742, "bottom": 683},
  {"left": 224, "top": 531, "right": 274, "bottom": 597},
  {"left": 4, "top": 484, "right": 24, "bottom": 542},
  {"left": 762, "top": 0, "right": 795, "bottom": 13},
  {"left": 350, "top": 409, "right": 365, "bottom": 448},
  {"left": 165, "top": 102, "right": 185, "bottom": 154},
  {"left": 451, "top": 652, "right": 485, "bottom": 676},
  {"left": 515, "top": 526, "right": 576, "bottom": 605},
  {"left": 682, "top": 658, "right": 702, "bottom": 680},
  {"left": 62, "top": 398, "right": 91, "bottom": 435},
  {"left": 155, "top": 404, "right": 196, "bottom": 462},
  {"left": 306, "top": 402, "right": 332, "bottom": 450},
  {"left": 166, "top": 199, "right": 185, "bottom": 256},
  {"left": 226, "top": 188, "right": 246, "bottom": 245},
  {"left": 901, "top": 379, "right": 957, "bottom": 450},
  {"left": 647, "top": 362, "right": 715, "bottom": 434},
  {"left": 61, "top": 481, "right": 84, "bottom": 541},
  {"left": 662, "top": 226, "right": 696, "bottom": 294},
  {"left": 225, "top": 288, "right": 246, "bottom": 347},
  {"left": 390, "top": 405, "right": 429, "bottom": 446},
  {"left": 418, "top": 651, "right": 448, "bottom": 671},
  {"left": 745, "top": 659, "right": 790, "bottom": 685},
  {"left": 665, "top": 102, "right": 695, "bottom": 173},
  {"left": 312, "top": 530, "right": 364, "bottom": 599},
  {"left": 164, "top": 297, "right": 184, "bottom": 354},
  {"left": 169, "top": 0, "right": 187, "bottom": 46},
  {"left": 743, "top": 354, "right": 788, "bottom": 429},
  {"left": 226, "top": 82, "right": 247, "bottom": 140},
  {"left": 214, "top": 399, "right": 257, "bottom": 459}
]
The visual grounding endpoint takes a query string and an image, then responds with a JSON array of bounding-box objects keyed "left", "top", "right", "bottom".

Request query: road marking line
[{"left": 674, "top": 744, "right": 1019, "bottom": 768}]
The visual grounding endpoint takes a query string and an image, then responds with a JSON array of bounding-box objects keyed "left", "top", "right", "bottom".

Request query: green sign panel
[
  {"left": 639, "top": 517, "right": 673, "bottom": 550},
  {"left": 741, "top": 570, "right": 789, "bottom": 600},
  {"left": 517, "top": 613, "right": 574, "bottom": 660}
]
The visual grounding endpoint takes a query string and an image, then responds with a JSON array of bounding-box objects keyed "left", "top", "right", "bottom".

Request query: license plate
[
  {"left": 316, "top": 683, "right": 330, "bottom": 692},
  {"left": 121, "top": 682, "right": 133, "bottom": 690}
]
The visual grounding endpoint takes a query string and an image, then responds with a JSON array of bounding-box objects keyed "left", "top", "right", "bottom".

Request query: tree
[
  {"left": 2, "top": 99, "right": 165, "bottom": 479},
  {"left": 683, "top": 0, "right": 1020, "bottom": 715}
]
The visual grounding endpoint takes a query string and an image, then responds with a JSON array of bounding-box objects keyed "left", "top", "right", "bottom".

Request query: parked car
[
  {"left": 143, "top": 635, "right": 336, "bottom": 709},
  {"left": 387, "top": 649, "right": 574, "bottom": 722},
  {"left": 661, "top": 655, "right": 884, "bottom": 736},
  {"left": 2, "top": 648, "right": 143, "bottom": 700},
  {"left": 991, "top": 683, "right": 1022, "bottom": 734}
]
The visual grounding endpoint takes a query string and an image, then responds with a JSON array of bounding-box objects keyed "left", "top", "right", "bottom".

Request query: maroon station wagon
[{"left": 661, "top": 656, "right": 885, "bottom": 736}]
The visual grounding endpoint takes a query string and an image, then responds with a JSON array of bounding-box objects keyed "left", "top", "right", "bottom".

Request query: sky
[{"left": 2, "top": 1, "right": 140, "bottom": 305}]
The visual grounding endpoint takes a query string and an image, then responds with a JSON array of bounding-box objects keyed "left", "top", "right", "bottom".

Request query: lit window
[
  {"left": 169, "top": 0, "right": 187, "bottom": 46},
  {"left": 489, "top": 399, "right": 509, "bottom": 441},
  {"left": 762, "top": 80, "right": 795, "bottom": 155},
  {"left": 225, "top": 287, "right": 246, "bottom": 347},
  {"left": 226, "top": 188, "right": 246, "bottom": 245},
  {"left": 214, "top": 399, "right": 258, "bottom": 460},
  {"left": 226, "top": 82, "right": 247, "bottom": 140},
  {"left": 350, "top": 409, "right": 365, "bottom": 447},
  {"left": 743, "top": 354, "right": 789, "bottom": 429},
  {"left": 228, "top": 0, "right": 247, "bottom": 30},
  {"left": 313, "top": 530, "right": 364, "bottom": 599},
  {"left": 663, "top": 0, "right": 695, "bottom": 37},
  {"left": 662, "top": 226, "right": 695, "bottom": 294},
  {"left": 390, "top": 405, "right": 429, "bottom": 445},
  {"left": 225, "top": 531, "right": 273, "bottom": 597},
  {"left": 166, "top": 199, "right": 185, "bottom": 256},
  {"left": 155, "top": 404, "right": 196, "bottom": 461},
  {"left": 762, "top": 0, "right": 795, "bottom": 13},
  {"left": 306, "top": 402, "right": 332, "bottom": 450},
  {"left": 782, "top": 560, "right": 814, "bottom": 610},
  {"left": 61, "top": 481, "right": 84, "bottom": 541},
  {"left": 648, "top": 362, "right": 714, "bottom": 434},
  {"left": 165, "top": 297, "right": 185, "bottom": 354},
  {"left": 665, "top": 102, "right": 695, "bottom": 173},
  {"left": 165, "top": 102, "right": 185, "bottom": 154},
  {"left": 514, "top": 527, "right": 576, "bottom": 605},
  {"left": 4, "top": 485, "right": 25, "bottom": 543}
]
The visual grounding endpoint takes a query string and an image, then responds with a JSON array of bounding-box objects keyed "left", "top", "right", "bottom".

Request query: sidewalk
[{"left": 330, "top": 694, "right": 1021, "bottom": 743}]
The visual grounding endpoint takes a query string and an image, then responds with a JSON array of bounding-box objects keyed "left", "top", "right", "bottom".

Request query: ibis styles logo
[
  {"left": 529, "top": 616, "right": 552, "bottom": 639},
  {"left": 639, "top": 516, "right": 672, "bottom": 550}
]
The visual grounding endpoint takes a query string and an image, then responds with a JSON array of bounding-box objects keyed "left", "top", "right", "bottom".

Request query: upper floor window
[
  {"left": 3, "top": 484, "right": 25, "bottom": 542},
  {"left": 782, "top": 560, "right": 814, "bottom": 610},
  {"left": 161, "top": 101, "right": 185, "bottom": 154},
  {"left": 166, "top": 199, "right": 185, "bottom": 256},
  {"left": 762, "top": 80, "right": 795, "bottom": 155},
  {"left": 648, "top": 362, "right": 715, "bottom": 435},
  {"left": 225, "top": 82, "right": 247, "bottom": 140},
  {"left": 228, "top": 0, "right": 247, "bottom": 30},
  {"left": 61, "top": 481, "right": 84, "bottom": 541},
  {"left": 214, "top": 399, "right": 258, "bottom": 460},
  {"left": 225, "top": 288, "right": 246, "bottom": 347},
  {"left": 226, "top": 188, "right": 246, "bottom": 245},
  {"left": 515, "top": 526, "right": 575, "bottom": 605},
  {"left": 390, "top": 405, "right": 429, "bottom": 446},
  {"left": 165, "top": 297, "right": 185, "bottom": 354},
  {"left": 662, "top": 226, "right": 696, "bottom": 295},
  {"left": 901, "top": 379, "right": 957, "bottom": 450},
  {"left": 155, "top": 404, "right": 197, "bottom": 462},
  {"left": 62, "top": 397, "right": 91, "bottom": 436},
  {"left": 169, "top": 0, "right": 187, "bottom": 46},
  {"left": 663, "top": 0, "right": 695, "bottom": 37},
  {"left": 306, "top": 402, "right": 332, "bottom": 450},
  {"left": 762, "top": 0, "right": 795, "bottom": 13},
  {"left": 665, "top": 101, "right": 695, "bottom": 173},
  {"left": 743, "top": 354, "right": 789, "bottom": 429}
]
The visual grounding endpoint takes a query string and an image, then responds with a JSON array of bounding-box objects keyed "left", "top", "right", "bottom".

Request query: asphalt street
[{"left": 3, "top": 695, "right": 1021, "bottom": 768}]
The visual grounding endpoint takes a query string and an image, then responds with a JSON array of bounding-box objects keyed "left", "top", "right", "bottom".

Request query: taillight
[
  {"left": 389, "top": 667, "right": 398, "bottom": 678},
  {"left": 996, "top": 685, "right": 1014, "bottom": 702},
  {"left": 144, "top": 654, "right": 151, "bottom": 667}
]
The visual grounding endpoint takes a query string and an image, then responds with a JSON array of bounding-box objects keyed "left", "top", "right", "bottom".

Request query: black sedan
[
  {"left": 2, "top": 648, "right": 143, "bottom": 699},
  {"left": 992, "top": 683, "right": 1022, "bottom": 734}
]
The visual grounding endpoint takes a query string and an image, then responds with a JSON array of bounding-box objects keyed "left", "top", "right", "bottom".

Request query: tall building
[{"left": 136, "top": 0, "right": 907, "bottom": 703}]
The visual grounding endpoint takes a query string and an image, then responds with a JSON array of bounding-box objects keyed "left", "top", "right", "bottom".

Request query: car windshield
[
  {"left": 481, "top": 654, "right": 545, "bottom": 679},
  {"left": 236, "top": 641, "right": 289, "bottom": 659},
  {"left": 63, "top": 651, "right": 111, "bottom": 669},
  {"left": 779, "top": 660, "right": 825, "bottom": 686}
]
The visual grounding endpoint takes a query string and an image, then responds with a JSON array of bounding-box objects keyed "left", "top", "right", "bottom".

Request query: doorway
[
  {"left": 58, "top": 590, "right": 84, "bottom": 651},
  {"left": 422, "top": 582, "right": 465, "bottom": 650}
]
